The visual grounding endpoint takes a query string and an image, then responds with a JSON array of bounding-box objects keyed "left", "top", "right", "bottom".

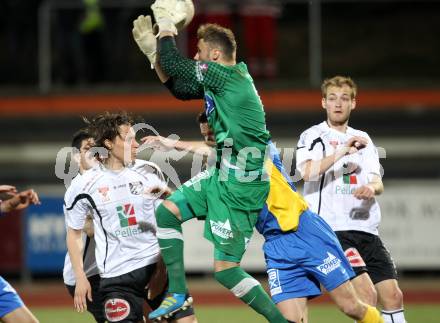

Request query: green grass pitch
[{"left": 33, "top": 304, "right": 440, "bottom": 322}]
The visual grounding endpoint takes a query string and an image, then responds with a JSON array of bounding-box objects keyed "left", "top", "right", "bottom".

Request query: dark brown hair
[
  {"left": 84, "top": 111, "right": 134, "bottom": 149},
  {"left": 197, "top": 23, "right": 236, "bottom": 61},
  {"left": 71, "top": 129, "right": 91, "bottom": 150}
]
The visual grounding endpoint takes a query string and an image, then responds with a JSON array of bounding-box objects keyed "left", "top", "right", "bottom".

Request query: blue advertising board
[{"left": 25, "top": 197, "right": 66, "bottom": 273}]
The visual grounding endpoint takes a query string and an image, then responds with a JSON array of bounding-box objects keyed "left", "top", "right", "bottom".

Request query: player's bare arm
[
  {"left": 0, "top": 185, "right": 17, "bottom": 196},
  {"left": 141, "top": 135, "right": 212, "bottom": 156},
  {"left": 301, "top": 135, "right": 368, "bottom": 181},
  {"left": 66, "top": 227, "right": 92, "bottom": 312}
]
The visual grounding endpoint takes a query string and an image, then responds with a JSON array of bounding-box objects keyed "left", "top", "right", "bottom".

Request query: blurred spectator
[
  {"left": 239, "top": 0, "right": 281, "bottom": 78},
  {"left": 80, "top": 0, "right": 104, "bottom": 34},
  {"left": 79, "top": 0, "right": 107, "bottom": 83},
  {"left": 54, "top": 0, "right": 106, "bottom": 85}
]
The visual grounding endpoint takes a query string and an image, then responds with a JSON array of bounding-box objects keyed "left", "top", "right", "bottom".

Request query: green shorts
[{"left": 168, "top": 168, "right": 269, "bottom": 260}]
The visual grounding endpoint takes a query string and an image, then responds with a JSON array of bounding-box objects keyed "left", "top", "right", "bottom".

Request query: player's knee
[
  {"left": 162, "top": 200, "right": 182, "bottom": 218},
  {"left": 381, "top": 287, "right": 404, "bottom": 309},
  {"left": 156, "top": 203, "right": 181, "bottom": 227}
]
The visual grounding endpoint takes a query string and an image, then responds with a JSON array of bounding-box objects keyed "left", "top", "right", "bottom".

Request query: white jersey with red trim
[
  {"left": 296, "top": 121, "right": 382, "bottom": 235},
  {"left": 64, "top": 160, "right": 166, "bottom": 278}
]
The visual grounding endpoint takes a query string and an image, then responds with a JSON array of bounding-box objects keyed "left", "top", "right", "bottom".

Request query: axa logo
[
  {"left": 316, "top": 252, "right": 342, "bottom": 275},
  {"left": 116, "top": 204, "right": 137, "bottom": 227},
  {"left": 210, "top": 219, "right": 233, "bottom": 239}
]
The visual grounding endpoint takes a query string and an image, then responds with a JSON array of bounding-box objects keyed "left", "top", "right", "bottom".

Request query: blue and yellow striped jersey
[{"left": 256, "top": 142, "right": 308, "bottom": 239}]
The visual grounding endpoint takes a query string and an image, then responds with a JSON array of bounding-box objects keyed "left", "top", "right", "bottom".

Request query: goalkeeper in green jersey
[{"left": 132, "top": 1, "right": 291, "bottom": 322}]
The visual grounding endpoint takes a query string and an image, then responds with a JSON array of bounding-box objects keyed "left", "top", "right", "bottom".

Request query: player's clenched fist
[{"left": 344, "top": 136, "right": 368, "bottom": 155}]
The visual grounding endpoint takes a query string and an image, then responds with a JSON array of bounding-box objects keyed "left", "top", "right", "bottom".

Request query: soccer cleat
[{"left": 148, "top": 293, "right": 193, "bottom": 321}]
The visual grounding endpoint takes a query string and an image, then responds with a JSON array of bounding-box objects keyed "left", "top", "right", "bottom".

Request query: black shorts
[
  {"left": 66, "top": 274, "right": 105, "bottom": 323},
  {"left": 100, "top": 264, "right": 194, "bottom": 322},
  {"left": 335, "top": 230, "right": 398, "bottom": 284}
]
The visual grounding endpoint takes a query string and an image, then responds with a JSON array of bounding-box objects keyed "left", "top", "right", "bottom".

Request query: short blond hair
[{"left": 321, "top": 76, "right": 357, "bottom": 99}]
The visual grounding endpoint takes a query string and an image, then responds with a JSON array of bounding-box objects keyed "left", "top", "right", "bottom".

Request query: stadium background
[{"left": 0, "top": 0, "right": 439, "bottom": 322}]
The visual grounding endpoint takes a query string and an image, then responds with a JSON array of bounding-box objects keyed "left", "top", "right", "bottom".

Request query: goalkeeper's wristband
[
  {"left": 159, "top": 36, "right": 177, "bottom": 53},
  {"left": 155, "top": 17, "right": 178, "bottom": 35}
]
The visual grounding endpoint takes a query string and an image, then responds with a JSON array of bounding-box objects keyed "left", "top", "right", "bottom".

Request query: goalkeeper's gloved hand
[
  {"left": 132, "top": 15, "right": 157, "bottom": 68},
  {"left": 151, "top": 0, "right": 194, "bottom": 35}
]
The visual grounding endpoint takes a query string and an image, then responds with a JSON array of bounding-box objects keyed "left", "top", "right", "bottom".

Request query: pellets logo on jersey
[
  {"left": 105, "top": 298, "right": 130, "bottom": 322},
  {"left": 316, "top": 252, "right": 342, "bottom": 275},
  {"left": 267, "top": 269, "right": 282, "bottom": 296},
  {"left": 116, "top": 204, "right": 137, "bottom": 227},
  {"left": 335, "top": 174, "right": 357, "bottom": 195},
  {"left": 129, "top": 181, "right": 143, "bottom": 195}
]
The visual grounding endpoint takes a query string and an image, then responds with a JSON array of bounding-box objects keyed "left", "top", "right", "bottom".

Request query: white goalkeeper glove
[
  {"left": 132, "top": 15, "right": 157, "bottom": 68},
  {"left": 151, "top": 0, "right": 194, "bottom": 35}
]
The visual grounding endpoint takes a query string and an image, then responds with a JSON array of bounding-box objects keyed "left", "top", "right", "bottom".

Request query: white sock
[{"left": 381, "top": 308, "right": 406, "bottom": 323}]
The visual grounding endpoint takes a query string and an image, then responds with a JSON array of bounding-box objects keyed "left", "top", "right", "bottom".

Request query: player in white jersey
[
  {"left": 0, "top": 185, "right": 40, "bottom": 323},
  {"left": 62, "top": 129, "right": 104, "bottom": 322},
  {"left": 296, "top": 76, "right": 406, "bottom": 323},
  {"left": 65, "top": 112, "right": 196, "bottom": 323}
]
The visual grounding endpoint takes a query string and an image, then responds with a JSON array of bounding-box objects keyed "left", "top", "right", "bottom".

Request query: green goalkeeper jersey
[{"left": 160, "top": 37, "right": 271, "bottom": 177}]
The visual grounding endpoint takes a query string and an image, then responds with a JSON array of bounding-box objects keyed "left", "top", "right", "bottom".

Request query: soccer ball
[{"left": 175, "top": 0, "right": 194, "bottom": 31}]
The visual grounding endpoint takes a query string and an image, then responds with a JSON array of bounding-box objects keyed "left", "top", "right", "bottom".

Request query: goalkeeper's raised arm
[{"left": 150, "top": 0, "right": 236, "bottom": 97}]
